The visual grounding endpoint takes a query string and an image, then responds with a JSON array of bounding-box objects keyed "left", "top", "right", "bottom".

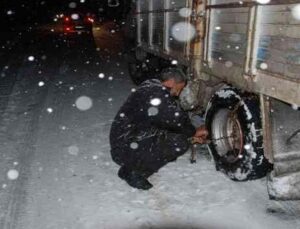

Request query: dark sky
[{"left": 1, "top": 0, "right": 131, "bottom": 29}]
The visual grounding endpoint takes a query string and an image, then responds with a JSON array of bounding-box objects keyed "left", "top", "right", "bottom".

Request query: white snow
[
  {"left": 225, "top": 61, "right": 233, "bottom": 68},
  {"left": 260, "top": 62, "right": 268, "bottom": 70},
  {"left": 7, "top": 169, "right": 19, "bottom": 180},
  {"left": 216, "top": 89, "right": 253, "bottom": 120},
  {"left": 1, "top": 26, "right": 299, "bottom": 229},
  {"left": 98, "top": 73, "right": 105, "bottom": 78},
  {"left": 130, "top": 142, "right": 139, "bottom": 149},
  {"left": 244, "top": 144, "right": 251, "bottom": 150},
  {"left": 171, "top": 22, "right": 196, "bottom": 42},
  {"left": 229, "top": 168, "right": 249, "bottom": 181},
  {"left": 71, "top": 14, "right": 79, "bottom": 20},
  {"left": 249, "top": 122, "right": 258, "bottom": 142},
  {"left": 179, "top": 8, "right": 192, "bottom": 18},
  {"left": 150, "top": 98, "right": 161, "bottom": 106},
  {"left": 61, "top": 126, "right": 67, "bottom": 130},
  {"left": 171, "top": 60, "right": 178, "bottom": 65},
  {"left": 68, "top": 145, "right": 79, "bottom": 156},
  {"left": 38, "top": 81, "right": 45, "bottom": 87},
  {"left": 68, "top": 2, "right": 77, "bottom": 8},
  {"left": 229, "top": 33, "right": 241, "bottom": 42},
  {"left": 215, "top": 88, "right": 236, "bottom": 99},
  {"left": 28, "top": 56, "right": 35, "bottom": 61},
  {"left": 47, "top": 107, "right": 53, "bottom": 113},
  {"left": 268, "top": 172, "right": 292, "bottom": 198},
  {"left": 292, "top": 104, "right": 299, "bottom": 110},
  {"left": 292, "top": 4, "right": 300, "bottom": 20},
  {"left": 148, "top": 107, "right": 159, "bottom": 116},
  {"left": 75, "top": 96, "right": 93, "bottom": 111},
  {"left": 256, "top": 0, "right": 271, "bottom": 3}
]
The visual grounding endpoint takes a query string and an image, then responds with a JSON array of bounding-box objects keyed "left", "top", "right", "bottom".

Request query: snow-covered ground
[{"left": 0, "top": 27, "right": 300, "bottom": 229}]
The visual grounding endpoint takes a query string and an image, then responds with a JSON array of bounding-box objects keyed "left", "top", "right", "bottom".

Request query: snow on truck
[{"left": 127, "top": 0, "right": 300, "bottom": 200}]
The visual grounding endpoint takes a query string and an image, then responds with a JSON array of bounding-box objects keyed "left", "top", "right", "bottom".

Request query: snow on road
[{"left": 0, "top": 30, "right": 300, "bottom": 229}]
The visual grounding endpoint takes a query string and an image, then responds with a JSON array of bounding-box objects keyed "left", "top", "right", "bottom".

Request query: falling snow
[
  {"left": 71, "top": 14, "right": 79, "bottom": 20},
  {"left": 225, "top": 61, "right": 233, "bottom": 68},
  {"left": 260, "top": 63, "right": 268, "bottom": 70},
  {"left": 69, "top": 2, "right": 77, "bottom": 8},
  {"left": 292, "top": 104, "right": 299, "bottom": 110},
  {"left": 179, "top": 8, "right": 192, "bottom": 18},
  {"left": 47, "top": 108, "right": 53, "bottom": 113},
  {"left": 75, "top": 96, "right": 93, "bottom": 111},
  {"left": 68, "top": 145, "right": 79, "bottom": 156},
  {"left": 7, "top": 169, "right": 19, "bottom": 180},
  {"left": 150, "top": 98, "right": 161, "bottom": 106},
  {"left": 148, "top": 107, "right": 159, "bottom": 116},
  {"left": 130, "top": 142, "right": 139, "bottom": 149},
  {"left": 38, "top": 81, "right": 45, "bottom": 87},
  {"left": 171, "top": 22, "right": 196, "bottom": 42},
  {"left": 98, "top": 73, "right": 105, "bottom": 78},
  {"left": 28, "top": 56, "right": 35, "bottom": 61},
  {"left": 171, "top": 60, "right": 178, "bottom": 65}
]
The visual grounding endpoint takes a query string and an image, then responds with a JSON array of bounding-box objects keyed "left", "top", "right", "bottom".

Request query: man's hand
[{"left": 192, "top": 125, "right": 209, "bottom": 144}]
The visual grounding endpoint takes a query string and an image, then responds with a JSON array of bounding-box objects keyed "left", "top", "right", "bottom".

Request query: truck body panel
[{"left": 132, "top": 0, "right": 300, "bottom": 200}]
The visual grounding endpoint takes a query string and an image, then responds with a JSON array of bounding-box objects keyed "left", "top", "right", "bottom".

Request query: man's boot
[{"left": 118, "top": 166, "right": 153, "bottom": 190}]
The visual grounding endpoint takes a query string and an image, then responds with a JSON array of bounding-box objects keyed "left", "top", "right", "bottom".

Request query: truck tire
[{"left": 205, "top": 87, "right": 272, "bottom": 181}]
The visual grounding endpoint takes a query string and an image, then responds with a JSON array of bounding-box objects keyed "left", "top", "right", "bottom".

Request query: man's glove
[{"left": 192, "top": 125, "right": 209, "bottom": 144}]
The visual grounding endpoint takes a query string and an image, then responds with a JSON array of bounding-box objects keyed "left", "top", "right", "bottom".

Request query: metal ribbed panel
[
  {"left": 166, "top": 0, "right": 187, "bottom": 9},
  {"left": 141, "top": 14, "right": 149, "bottom": 44},
  {"left": 210, "top": 0, "right": 244, "bottom": 4},
  {"left": 152, "top": 0, "right": 165, "bottom": 11},
  {"left": 257, "top": 4, "right": 300, "bottom": 80},
  {"left": 168, "top": 11, "right": 186, "bottom": 55},
  {"left": 138, "top": 0, "right": 150, "bottom": 12},
  {"left": 152, "top": 13, "right": 164, "bottom": 49},
  {"left": 209, "top": 7, "right": 249, "bottom": 70}
]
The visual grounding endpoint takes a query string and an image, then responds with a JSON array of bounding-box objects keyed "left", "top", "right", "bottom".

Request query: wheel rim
[{"left": 211, "top": 108, "right": 244, "bottom": 163}]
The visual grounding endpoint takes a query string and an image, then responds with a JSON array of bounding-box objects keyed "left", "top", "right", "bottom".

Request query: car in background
[{"left": 62, "top": 11, "right": 95, "bottom": 34}]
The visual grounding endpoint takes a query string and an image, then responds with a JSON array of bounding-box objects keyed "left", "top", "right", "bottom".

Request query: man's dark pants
[{"left": 111, "top": 132, "right": 190, "bottom": 177}]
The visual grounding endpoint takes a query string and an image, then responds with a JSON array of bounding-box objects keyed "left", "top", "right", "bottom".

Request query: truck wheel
[{"left": 205, "top": 87, "right": 272, "bottom": 181}]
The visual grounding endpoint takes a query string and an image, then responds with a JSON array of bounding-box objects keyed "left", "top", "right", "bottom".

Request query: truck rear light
[{"left": 87, "top": 17, "right": 94, "bottom": 23}]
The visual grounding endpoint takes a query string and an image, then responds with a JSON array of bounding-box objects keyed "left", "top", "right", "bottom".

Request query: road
[{"left": 0, "top": 23, "right": 300, "bottom": 229}]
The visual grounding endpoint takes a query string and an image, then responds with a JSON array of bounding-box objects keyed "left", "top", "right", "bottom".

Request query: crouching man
[{"left": 109, "top": 68, "right": 208, "bottom": 190}]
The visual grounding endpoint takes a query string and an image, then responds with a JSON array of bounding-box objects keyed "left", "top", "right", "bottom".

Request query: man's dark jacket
[{"left": 109, "top": 79, "right": 196, "bottom": 172}]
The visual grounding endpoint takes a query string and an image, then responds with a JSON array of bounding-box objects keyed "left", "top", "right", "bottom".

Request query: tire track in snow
[{"left": 0, "top": 64, "right": 50, "bottom": 229}]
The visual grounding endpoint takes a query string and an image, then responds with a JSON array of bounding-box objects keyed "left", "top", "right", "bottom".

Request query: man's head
[{"left": 160, "top": 68, "right": 187, "bottom": 97}]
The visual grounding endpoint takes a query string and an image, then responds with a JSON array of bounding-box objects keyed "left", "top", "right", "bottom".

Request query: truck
[{"left": 127, "top": 0, "right": 300, "bottom": 200}]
